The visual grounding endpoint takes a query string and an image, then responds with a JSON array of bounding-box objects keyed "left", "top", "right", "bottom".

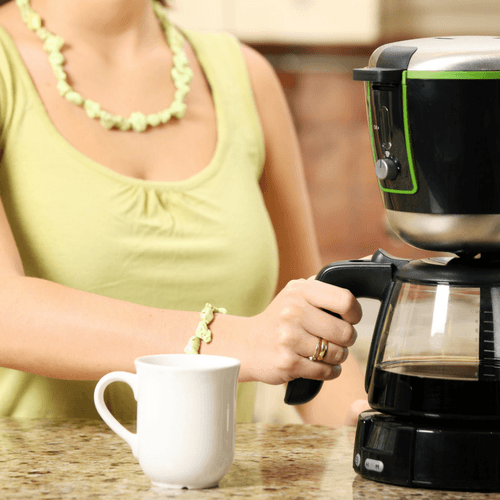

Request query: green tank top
[{"left": 0, "top": 27, "right": 279, "bottom": 422}]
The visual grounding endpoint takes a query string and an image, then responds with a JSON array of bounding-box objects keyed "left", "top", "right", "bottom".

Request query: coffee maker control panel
[{"left": 354, "top": 46, "right": 419, "bottom": 198}]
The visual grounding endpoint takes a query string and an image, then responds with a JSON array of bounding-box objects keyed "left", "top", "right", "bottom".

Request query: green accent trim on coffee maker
[
  {"left": 372, "top": 72, "right": 418, "bottom": 195},
  {"left": 407, "top": 70, "right": 500, "bottom": 80},
  {"left": 400, "top": 75, "right": 419, "bottom": 194},
  {"left": 365, "top": 82, "right": 379, "bottom": 166}
]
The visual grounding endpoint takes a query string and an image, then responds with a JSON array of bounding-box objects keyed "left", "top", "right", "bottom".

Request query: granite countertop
[{"left": 1, "top": 419, "right": 500, "bottom": 499}]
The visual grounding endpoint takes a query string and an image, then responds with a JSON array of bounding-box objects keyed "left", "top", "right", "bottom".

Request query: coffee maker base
[{"left": 354, "top": 410, "right": 500, "bottom": 492}]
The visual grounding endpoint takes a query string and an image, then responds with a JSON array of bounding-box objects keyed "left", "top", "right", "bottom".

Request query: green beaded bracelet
[{"left": 184, "top": 304, "right": 227, "bottom": 354}]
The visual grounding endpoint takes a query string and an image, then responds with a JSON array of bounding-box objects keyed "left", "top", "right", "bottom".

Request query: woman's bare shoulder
[
  {"left": 238, "top": 42, "right": 289, "bottom": 124},
  {"left": 239, "top": 43, "right": 278, "bottom": 91}
]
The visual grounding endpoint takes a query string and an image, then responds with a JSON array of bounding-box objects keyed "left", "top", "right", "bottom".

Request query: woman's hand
[{"left": 243, "top": 278, "right": 362, "bottom": 385}]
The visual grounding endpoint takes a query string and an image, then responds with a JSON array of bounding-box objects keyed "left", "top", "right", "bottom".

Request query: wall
[
  {"left": 171, "top": 0, "right": 500, "bottom": 264},
  {"left": 251, "top": 1, "right": 500, "bottom": 265},
  {"left": 272, "top": 56, "right": 434, "bottom": 265},
  {"left": 381, "top": 0, "right": 500, "bottom": 40}
]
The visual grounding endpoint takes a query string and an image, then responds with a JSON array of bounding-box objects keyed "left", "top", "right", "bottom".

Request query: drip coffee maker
[{"left": 285, "top": 36, "right": 500, "bottom": 491}]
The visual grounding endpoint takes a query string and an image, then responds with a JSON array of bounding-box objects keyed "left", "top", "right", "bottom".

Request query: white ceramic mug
[{"left": 94, "top": 354, "right": 240, "bottom": 489}]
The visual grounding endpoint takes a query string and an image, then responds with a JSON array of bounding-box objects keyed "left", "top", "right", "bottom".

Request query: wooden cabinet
[
  {"left": 381, "top": 0, "right": 500, "bottom": 40},
  {"left": 231, "top": 0, "right": 380, "bottom": 44},
  {"left": 168, "top": 0, "right": 381, "bottom": 45},
  {"left": 168, "top": 0, "right": 500, "bottom": 46},
  {"left": 167, "top": 0, "right": 226, "bottom": 32}
]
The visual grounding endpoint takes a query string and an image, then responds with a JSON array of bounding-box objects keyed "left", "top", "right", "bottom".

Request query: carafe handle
[{"left": 284, "top": 250, "right": 404, "bottom": 405}]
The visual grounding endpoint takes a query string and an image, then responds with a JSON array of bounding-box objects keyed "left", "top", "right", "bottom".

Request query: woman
[{"left": 0, "top": 0, "right": 366, "bottom": 423}]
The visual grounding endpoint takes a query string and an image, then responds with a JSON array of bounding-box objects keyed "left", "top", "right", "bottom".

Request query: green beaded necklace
[{"left": 15, "top": 0, "right": 193, "bottom": 132}]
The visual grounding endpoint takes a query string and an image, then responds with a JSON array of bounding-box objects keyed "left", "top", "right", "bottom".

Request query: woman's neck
[{"left": 29, "top": 0, "right": 165, "bottom": 56}]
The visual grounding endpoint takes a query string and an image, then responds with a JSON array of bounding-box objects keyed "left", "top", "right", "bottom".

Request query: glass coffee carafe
[
  {"left": 285, "top": 250, "right": 500, "bottom": 418},
  {"left": 369, "top": 263, "right": 500, "bottom": 420}
]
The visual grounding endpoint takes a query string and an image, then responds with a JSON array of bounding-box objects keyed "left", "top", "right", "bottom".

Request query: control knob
[{"left": 375, "top": 158, "right": 399, "bottom": 181}]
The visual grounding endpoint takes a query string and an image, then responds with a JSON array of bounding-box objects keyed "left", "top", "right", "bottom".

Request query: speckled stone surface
[{"left": 1, "top": 419, "right": 500, "bottom": 499}]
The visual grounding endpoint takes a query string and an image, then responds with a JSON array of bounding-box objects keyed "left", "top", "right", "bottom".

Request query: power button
[{"left": 364, "top": 458, "right": 384, "bottom": 473}]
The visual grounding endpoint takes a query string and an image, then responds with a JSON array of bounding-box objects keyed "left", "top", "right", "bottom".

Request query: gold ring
[
  {"left": 317, "top": 338, "right": 329, "bottom": 361},
  {"left": 309, "top": 338, "right": 325, "bottom": 362}
]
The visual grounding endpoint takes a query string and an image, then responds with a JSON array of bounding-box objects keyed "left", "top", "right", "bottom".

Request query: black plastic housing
[
  {"left": 354, "top": 411, "right": 500, "bottom": 491},
  {"left": 356, "top": 44, "right": 500, "bottom": 215},
  {"left": 381, "top": 78, "right": 500, "bottom": 214}
]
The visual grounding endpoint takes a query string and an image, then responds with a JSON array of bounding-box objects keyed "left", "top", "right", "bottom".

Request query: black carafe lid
[{"left": 395, "top": 255, "right": 500, "bottom": 286}]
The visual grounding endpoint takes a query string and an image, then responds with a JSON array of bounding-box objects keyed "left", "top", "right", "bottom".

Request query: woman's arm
[
  {"left": 0, "top": 194, "right": 197, "bottom": 379},
  {"left": 0, "top": 186, "right": 360, "bottom": 385},
  {"left": 241, "top": 44, "right": 367, "bottom": 425}
]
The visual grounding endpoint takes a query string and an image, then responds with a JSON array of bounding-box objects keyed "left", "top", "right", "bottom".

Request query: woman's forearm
[
  {"left": 0, "top": 272, "right": 360, "bottom": 386},
  {"left": 0, "top": 274, "right": 249, "bottom": 380}
]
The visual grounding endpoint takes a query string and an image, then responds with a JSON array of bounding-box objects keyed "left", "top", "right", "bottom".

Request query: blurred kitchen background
[{"left": 171, "top": 0, "right": 499, "bottom": 424}]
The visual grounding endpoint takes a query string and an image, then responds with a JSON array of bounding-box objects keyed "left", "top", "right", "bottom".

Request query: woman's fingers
[
  {"left": 249, "top": 277, "right": 364, "bottom": 385},
  {"left": 302, "top": 337, "right": 350, "bottom": 365},
  {"left": 286, "top": 306, "right": 354, "bottom": 363},
  {"left": 289, "top": 356, "right": 343, "bottom": 381},
  {"left": 294, "top": 278, "right": 362, "bottom": 325},
  {"left": 300, "top": 301, "right": 358, "bottom": 348}
]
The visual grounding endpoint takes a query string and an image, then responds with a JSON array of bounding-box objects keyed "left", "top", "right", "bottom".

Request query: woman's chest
[
  {"left": 1, "top": 145, "right": 278, "bottom": 313},
  {"left": 13, "top": 29, "right": 218, "bottom": 182},
  {"left": 31, "top": 75, "right": 218, "bottom": 182}
]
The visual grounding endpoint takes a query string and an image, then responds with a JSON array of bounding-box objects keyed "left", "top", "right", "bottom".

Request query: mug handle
[{"left": 94, "top": 371, "right": 139, "bottom": 458}]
